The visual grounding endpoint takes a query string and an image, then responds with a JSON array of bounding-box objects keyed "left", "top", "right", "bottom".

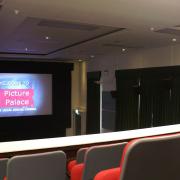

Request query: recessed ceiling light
[
  {"left": 122, "top": 48, "right": 126, "bottom": 52},
  {"left": 172, "top": 38, "right": 177, "bottom": 42},
  {"left": 150, "top": 27, "right": 155, "bottom": 31},
  {"left": 14, "top": 9, "right": 20, "bottom": 15},
  {"left": 45, "top": 36, "right": 50, "bottom": 40},
  {"left": 90, "top": 55, "right": 95, "bottom": 58},
  {"left": 78, "top": 59, "right": 82, "bottom": 62}
]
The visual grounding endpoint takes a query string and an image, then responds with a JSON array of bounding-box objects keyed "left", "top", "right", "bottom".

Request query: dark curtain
[
  {"left": 171, "top": 71, "right": 180, "bottom": 124},
  {"left": 115, "top": 70, "right": 140, "bottom": 131},
  {"left": 86, "top": 71, "right": 101, "bottom": 134},
  {"left": 140, "top": 69, "right": 173, "bottom": 128},
  {"left": 116, "top": 67, "right": 177, "bottom": 131}
]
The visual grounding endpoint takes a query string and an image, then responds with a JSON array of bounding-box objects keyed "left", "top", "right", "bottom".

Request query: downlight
[{"left": 172, "top": 38, "right": 177, "bottom": 42}]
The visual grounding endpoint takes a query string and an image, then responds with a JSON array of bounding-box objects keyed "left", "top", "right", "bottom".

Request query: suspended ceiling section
[
  {"left": 1, "top": 0, "right": 180, "bottom": 60},
  {"left": 0, "top": 16, "right": 124, "bottom": 55}
]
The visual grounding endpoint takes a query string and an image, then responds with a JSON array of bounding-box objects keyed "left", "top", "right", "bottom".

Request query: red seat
[
  {"left": 70, "top": 142, "right": 126, "bottom": 180},
  {"left": 93, "top": 140, "right": 134, "bottom": 180},
  {"left": 67, "top": 160, "right": 77, "bottom": 175},
  {"left": 67, "top": 148, "right": 88, "bottom": 176},
  {"left": 94, "top": 133, "right": 180, "bottom": 180},
  {"left": 6, "top": 151, "right": 66, "bottom": 180},
  {"left": 71, "top": 163, "right": 84, "bottom": 180},
  {"left": 94, "top": 167, "right": 121, "bottom": 180}
]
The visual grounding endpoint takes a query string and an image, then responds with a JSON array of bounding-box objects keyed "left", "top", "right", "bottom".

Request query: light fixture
[
  {"left": 150, "top": 27, "right": 155, "bottom": 31},
  {"left": 14, "top": 9, "right": 20, "bottom": 15},
  {"left": 90, "top": 55, "right": 95, "bottom": 58},
  {"left": 172, "top": 38, "right": 177, "bottom": 42},
  {"left": 75, "top": 109, "right": 80, "bottom": 115},
  {"left": 122, "top": 48, "right": 126, "bottom": 52},
  {"left": 25, "top": 48, "right": 28, "bottom": 51},
  {"left": 78, "top": 59, "right": 82, "bottom": 62},
  {"left": 45, "top": 36, "right": 50, "bottom": 40}
]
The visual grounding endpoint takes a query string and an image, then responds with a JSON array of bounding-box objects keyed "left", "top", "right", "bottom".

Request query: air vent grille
[
  {"left": 155, "top": 28, "right": 180, "bottom": 36},
  {"left": 38, "top": 20, "right": 99, "bottom": 31},
  {"left": 103, "top": 43, "right": 125, "bottom": 47},
  {"left": 103, "top": 43, "right": 142, "bottom": 49}
]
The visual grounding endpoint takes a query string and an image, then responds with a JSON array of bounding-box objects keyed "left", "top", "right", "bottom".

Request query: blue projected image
[{"left": 0, "top": 73, "right": 52, "bottom": 117}]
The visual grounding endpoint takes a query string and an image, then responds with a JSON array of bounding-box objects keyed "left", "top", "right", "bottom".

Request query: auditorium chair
[
  {"left": 67, "top": 147, "right": 88, "bottom": 175},
  {"left": 70, "top": 142, "right": 127, "bottom": 180},
  {"left": 5, "top": 151, "right": 66, "bottom": 180},
  {"left": 94, "top": 133, "right": 180, "bottom": 180},
  {"left": 0, "top": 158, "right": 8, "bottom": 180}
]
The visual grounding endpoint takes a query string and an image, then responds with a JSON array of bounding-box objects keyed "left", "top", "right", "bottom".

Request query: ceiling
[{"left": 1, "top": 0, "right": 180, "bottom": 60}]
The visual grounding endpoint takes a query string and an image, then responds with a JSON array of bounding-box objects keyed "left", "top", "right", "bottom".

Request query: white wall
[{"left": 87, "top": 44, "right": 180, "bottom": 91}]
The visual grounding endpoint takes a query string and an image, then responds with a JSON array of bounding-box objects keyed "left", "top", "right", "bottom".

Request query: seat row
[
  {"left": 69, "top": 133, "right": 180, "bottom": 180},
  {"left": 1, "top": 151, "right": 66, "bottom": 180},
  {"left": 1, "top": 132, "right": 180, "bottom": 180}
]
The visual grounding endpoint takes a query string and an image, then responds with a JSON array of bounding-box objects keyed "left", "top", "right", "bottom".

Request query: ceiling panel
[
  {"left": 0, "top": 17, "right": 125, "bottom": 55},
  {"left": 1, "top": 0, "right": 180, "bottom": 60}
]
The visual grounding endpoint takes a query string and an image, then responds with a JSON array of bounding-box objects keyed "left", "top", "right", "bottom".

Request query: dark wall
[
  {"left": 86, "top": 71, "right": 101, "bottom": 134},
  {"left": 102, "top": 91, "right": 116, "bottom": 131},
  {"left": 0, "top": 61, "right": 73, "bottom": 142}
]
